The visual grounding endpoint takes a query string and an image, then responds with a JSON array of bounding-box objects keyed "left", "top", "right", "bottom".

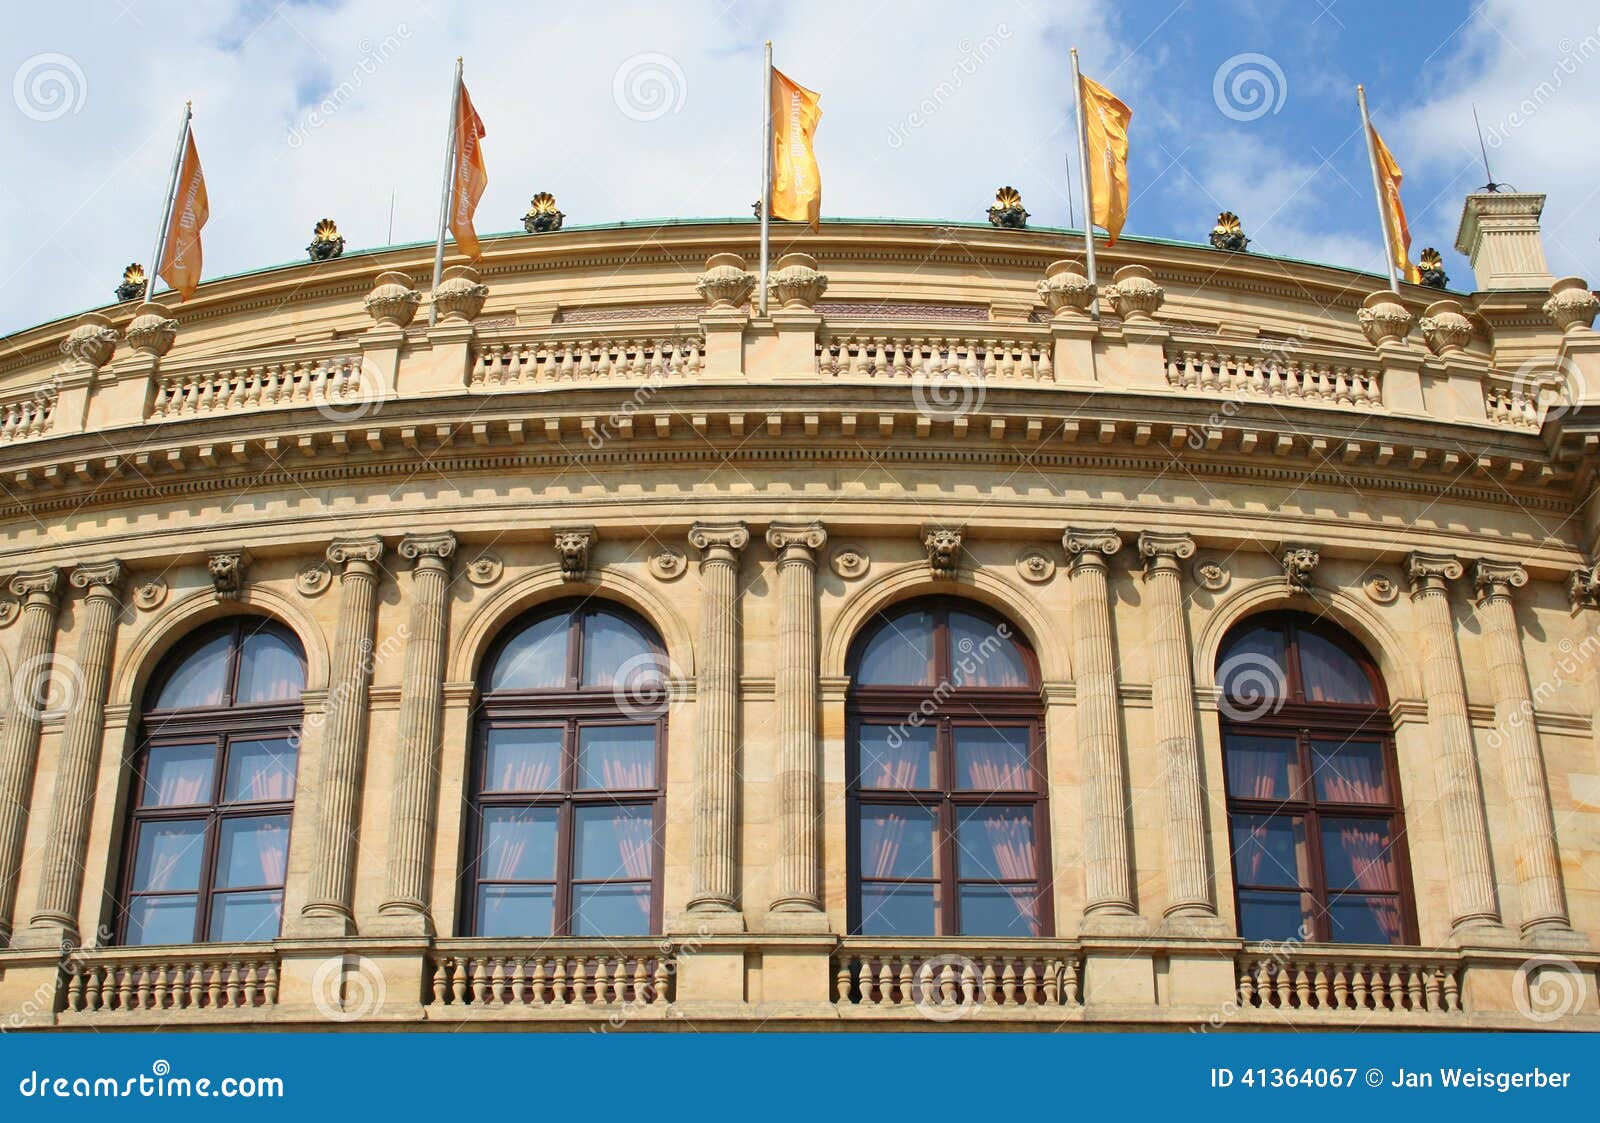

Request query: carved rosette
[
  {"left": 695, "top": 253, "right": 756, "bottom": 310},
  {"left": 830, "top": 547, "right": 868, "bottom": 580},
  {"left": 208, "top": 549, "right": 249, "bottom": 600},
  {"left": 433, "top": 265, "right": 489, "bottom": 324},
  {"left": 1104, "top": 264, "right": 1164, "bottom": 322},
  {"left": 921, "top": 526, "right": 964, "bottom": 577},
  {"left": 1357, "top": 290, "right": 1413, "bottom": 348},
  {"left": 1419, "top": 299, "right": 1474, "bottom": 355},
  {"left": 1473, "top": 559, "right": 1528, "bottom": 605},
  {"left": 1063, "top": 527, "right": 1123, "bottom": 570},
  {"left": 364, "top": 271, "right": 422, "bottom": 329},
  {"left": 0, "top": 599, "right": 17, "bottom": 627},
  {"left": 552, "top": 526, "right": 595, "bottom": 582},
  {"left": 1407, "top": 551, "right": 1464, "bottom": 597},
  {"left": 1036, "top": 260, "right": 1097, "bottom": 319},
  {"left": 1192, "top": 559, "right": 1230, "bottom": 592},
  {"left": 1281, "top": 546, "right": 1320, "bottom": 593},
  {"left": 61, "top": 313, "right": 119, "bottom": 368},
  {"left": 1568, "top": 564, "right": 1600, "bottom": 609},
  {"left": 132, "top": 575, "right": 167, "bottom": 610},
  {"left": 1363, "top": 573, "right": 1400, "bottom": 605},
  {"left": 648, "top": 546, "right": 687, "bottom": 581},
  {"left": 1016, "top": 549, "right": 1056, "bottom": 583},
  {"left": 465, "top": 553, "right": 503, "bottom": 587},
  {"left": 125, "top": 302, "right": 178, "bottom": 358},
  {"left": 766, "top": 253, "right": 828, "bottom": 311},
  {"left": 1543, "top": 276, "right": 1599, "bottom": 334},
  {"left": 295, "top": 562, "right": 333, "bottom": 597}
]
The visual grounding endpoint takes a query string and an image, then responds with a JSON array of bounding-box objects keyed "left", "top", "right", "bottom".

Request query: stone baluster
[
  {"left": 378, "top": 532, "right": 457, "bottom": 932},
  {"left": 765, "top": 521, "right": 827, "bottom": 922},
  {"left": 1407, "top": 552, "right": 1502, "bottom": 935},
  {"left": 299, "top": 537, "right": 385, "bottom": 932}
]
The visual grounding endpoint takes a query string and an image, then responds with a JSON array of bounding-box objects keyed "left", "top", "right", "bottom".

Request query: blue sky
[{"left": 2, "top": 0, "right": 1597, "bottom": 336}]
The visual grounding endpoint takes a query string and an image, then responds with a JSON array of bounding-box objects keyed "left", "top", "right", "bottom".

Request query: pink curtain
[
  {"left": 1298, "top": 632, "right": 1375, "bottom": 703},
  {"left": 862, "top": 811, "right": 910, "bottom": 879},
  {"left": 487, "top": 831, "right": 528, "bottom": 881},
  {"left": 157, "top": 769, "right": 208, "bottom": 806},
  {"left": 961, "top": 740, "right": 1029, "bottom": 789},
  {"left": 257, "top": 821, "right": 288, "bottom": 885},
  {"left": 864, "top": 748, "right": 923, "bottom": 789},
  {"left": 1316, "top": 753, "right": 1386, "bottom": 802},
  {"left": 1226, "top": 747, "right": 1287, "bottom": 800},
  {"left": 1239, "top": 819, "right": 1307, "bottom": 884},
  {"left": 496, "top": 757, "right": 554, "bottom": 792},
  {"left": 141, "top": 824, "right": 196, "bottom": 891},
  {"left": 615, "top": 813, "right": 655, "bottom": 918},
  {"left": 237, "top": 758, "right": 294, "bottom": 801},
  {"left": 980, "top": 812, "right": 1039, "bottom": 932}
]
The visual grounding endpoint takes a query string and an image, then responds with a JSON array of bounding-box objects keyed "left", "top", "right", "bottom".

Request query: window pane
[
  {"left": 958, "top": 884, "right": 1041, "bottom": 937},
  {"left": 236, "top": 628, "right": 305, "bottom": 703},
  {"left": 153, "top": 633, "right": 230, "bottom": 709},
  {"left": 948, "top": 612, "right": 1029, "bottom": 687},
  {"left": 954, "top": 726, "right": 1032, "bottom": 790},
  {"left": 1320, "top": 818, "right": 1398, "bottom": 893},
  {"left": 477, "top": 884, "right": 554, "bottom": 937},
  {"left": 1230, "top": 814, "right": 1309, "bottom": 888},
  {"left": 856, "top": 611, "right": 934, "bottom": 686},
  {"left": 856, "top": 724, "right": 934, "bottom": 789},
  {"left": 482, "top": 726, "right": 562, "bottom": 792},
  {"left": 489, "top": 612, "right": 569, "bottom": 691},
  {"left": 955, "top": 806, "right": 1037, "bottom": 880},
  {"left": 580, "top": 612, "right": 660, "bottom": 689},
  {"left": 1217, "top": 625, "right": 1288, "bottom": 708},
  {"left": 1297, "top": 630, "right": 1376, "bottom": 704},
  {"left": 857, "top": 805, "right": 936, "bottom": 880},
  {"left": 572, "top": 884, "right": 652, "bottom": 936},
  {"left": 577, "top": 725, "right": 656, "bottom": 790},
  {"left": 125, "top": 894, "right": 197, "bottom": 945},
  {"left": 223, "top": 738, "right": 297, "bottom": 802},
  {"left": 208, "top": 890, "right": 283, "bottom": 942},
  {"left": 858, "top": 883, "right": 937, "bottom": 936},
  {"left": 215, "top": 815, "right": 290, "bottom": 888},
  {"left": 478, "top": 807, "right": 558, "bottom": 881},
  {"left": 1223, "top": 734, "right": 1300, "bottom": 800},
  {"left": 1329, "top": 894, "right": 1403, "bottom": 944},
  {"left": 141, "top": 743, "right": 215, "bottom": 806},
  {"left": 131, "top": 820, "right": 206, "bottom": 892},
  {"left": 574, "top": 805, "right": 655, "bottom": 880},
  {"left": 1311, "top": 739, "right": 1390, "bottom": 803},
  {"left": 1237, "top": 889, "right": 1312, "bottom": 943}
]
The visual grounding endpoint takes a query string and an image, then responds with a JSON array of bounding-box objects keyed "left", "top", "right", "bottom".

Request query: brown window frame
[
  {"left": 1219, "top": 611, "right": 1418, "bottom": 946},
  {"left": 846, "top": 597, "right": 1053, "bottom": 938}
]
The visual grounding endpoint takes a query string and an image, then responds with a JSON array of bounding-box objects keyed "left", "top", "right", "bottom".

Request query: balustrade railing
[
  {"left": 1165, "top": 345, "right": 1381, "bottom": 408},
  {"left": 817, "top": 328, "right": 1053, "bottom": 383},
  {"left": 0, "top": 387, "right": 55, "bottom": 443},
  {"left": 472, "top": 332, "right": 704, "bottom": 388},
  {"left": 1235, "top": 946, "right": 1463, "bottom": 1017},
  {"left": 833, "top": 940, "right": 1082, "bottom": 1013},
  {"left": 149, "top": 354, "right": 366, "bottom": 419},
  {"left": 426, "top": 942, "right": 673, "bottom": 1010},
  {"left": 1483, "top": 376, "right": 1546, "bottom": 429},
  {"left": 63, "top": 948, "right": 279, "bottom": 1014}
]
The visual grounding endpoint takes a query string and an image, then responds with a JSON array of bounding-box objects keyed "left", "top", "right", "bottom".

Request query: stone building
[{"left": 0, "top": 195, "right": 1597, "bottom": 1030}]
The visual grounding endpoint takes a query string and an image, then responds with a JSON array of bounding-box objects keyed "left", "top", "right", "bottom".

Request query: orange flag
[
  {"left": 1079, "top": 72, "right": 1131, "bottom": 246},
  {"left": 450, "top": 81, "right": 488, "bottom": 260},
  {"left": 158, "top": 128, "right": 209, "bottom": 300},
  {"left": 770, "top": 67, "right": 822, "bottom": 231},
  {"left": 1369, "top": 124, "right": 1418, "bottom": 284}
]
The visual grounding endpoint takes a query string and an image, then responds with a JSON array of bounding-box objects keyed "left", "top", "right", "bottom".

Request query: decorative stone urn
[
  {"left": 1419, "top": 298, "right": 1474, "bottom": 356},
  {"left": 1357, "top": 290, "right": 1412, "bottom": 348},
  {"left": 766, "top": 253, "right": 828, "bottom": 312},
  {"left": 124, "top": 302, "right": 179, "bottom": 358},
  {"left": 364, "top": 271, "right": 421, "bottom": 329},
  {"left": 61, "top": 312, "right": 119, "bottom": 368},
  {"left": 1036, "top": 260, "right": 1096, "bottom": 318},
  {"left": 433, "top": 265, "right": 489, "bottom": 324},
  {"left": 695, "top": 253, "right": 756, "bottom": 310},
  {"left": 1105, "top": 264, "right": 1163, "bottom": 322},
  {"left": 1543, "top": 276, "right": 1599, "bottom": 334}
]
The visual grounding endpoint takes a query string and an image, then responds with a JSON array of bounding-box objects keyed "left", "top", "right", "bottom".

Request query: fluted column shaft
[
  {"left": 301, "top": 537, "right": 384, "bottom": 926},
  {"left": 0, "top": 569, "right": 62, "bottom": 943},
  {"left": 1064, "top": 529, "right": 1135, "bottom": 918},
  {"left": 687, "top": 522, "right": 748, "bottom": 915},
  {"left": 1138, "top": 533, "right": 1215, "bottom": 919},
  {"left": 1474, "top": 562, "right": 1571, "bottom": 935},
  {"left": 1408, "top": 553, "right": 1500, "bottom": 932},
  {"left": 767, "top": 522, "right": 826, "bottom": 915},
  {"left": 30, "top": 562, "right": 123, "bottom": 937},
  {"left": 379, "top": 533, "right": 456, "bottom": 929}
]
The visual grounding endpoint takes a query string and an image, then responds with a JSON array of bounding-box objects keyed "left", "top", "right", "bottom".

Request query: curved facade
[{"left": 1, "top": 204, "right": 1599, "bottom": 1030}]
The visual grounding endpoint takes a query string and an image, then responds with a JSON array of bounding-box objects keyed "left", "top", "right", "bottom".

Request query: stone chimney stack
[{"left": 1453, "top": 192, "right": 1555, "bottom": 291}]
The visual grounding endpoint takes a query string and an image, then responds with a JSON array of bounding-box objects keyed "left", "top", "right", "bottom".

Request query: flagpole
[
  {"left": 147, "top": 101, "right": 193, "bottom": 302},
  {"left": 1357, "top": 84, "right": 1401, "bottom": 295},
  {"left": 1069, "top": 48, "right": 1099, "bottom": 318},
  {"left": 431, "top": 58, "right": 464, "bottom": 326},
  {"left": 758, "top": 41, "right": 773, "bottom": 318}
]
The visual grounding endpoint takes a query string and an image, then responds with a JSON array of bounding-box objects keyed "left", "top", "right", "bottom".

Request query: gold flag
[
  {"left": 450, "top": 81, "right": 488, "bottom": 260},
  {"left": 1368, "top": 124, "right": 1418, "bottom": 284},
  {"left": 1079, "top": 72, "right": 1131, "bottom": 246},
  {"left": 158, "top": 128, "right": 209, "bottom": 301},
  {"left": 770, "top": 67, "right": 822, "bottom": 231}
]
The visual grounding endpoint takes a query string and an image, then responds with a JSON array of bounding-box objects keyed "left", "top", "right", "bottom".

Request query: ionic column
[
  {"left": 1063, "top": 528, "right": 1137, "bottom": 922},
  {"left": 1408, "top": 552, "right": 1502, "bottom": 934},
  {"left": 0, "top": 568, "right": 63, "bottom": 944},
  {"left": 1137, "top": 532, "right": 1217, "bottom": 922},
  {"left": 686, "top": 521, "right": 749, "bottom": 922},
  {"left": 28, "top": 561, "right": 123, "bottom": 942},
  {"left": 766, "top": 521, "right": 826, "bottom": 921},
  {"left": 300, "top": 536, "right": 384, "bottom": 931},
  {"left": 378, "top": 532, "right": 456, "bottom": 933},
  {"left": 1473, "top": 561, "right": 1574, "bottom": 939}
]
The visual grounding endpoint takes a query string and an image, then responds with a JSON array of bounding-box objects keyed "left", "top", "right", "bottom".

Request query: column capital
[
  {"left": 1137, "top": 531, "right": 1195, "bottom": 574},
  {"left": 689, "top": 521, "right": 750, "bottom": 556},
  {"left": 399, "top": 531, "right": 457, "bottom": 566},
  {"left": 766, "top": 521, "right": 827, "bottom": 561},
  {"left": 327, "top": 535, "right": 385, "bottom": 572},
  {"left": 8, "top": 567, "right": 61, "bottom": 605},
  {"left": 1063, "top": 527, "right": 1122, "bottom": 570},
  {"left": 69, "top": 559, "right": 124, "bottom": 594},
  {"left": 1473, "top": 559, "right": 1528, "bottom": 605},
  {"left": 1408, "top": 551, "right": 1464, "bottom": 597}
]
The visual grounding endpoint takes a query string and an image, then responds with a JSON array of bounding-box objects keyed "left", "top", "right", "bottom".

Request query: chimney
[{"left": 1454, "top": 192, "right": 1555, "bottom": 291}]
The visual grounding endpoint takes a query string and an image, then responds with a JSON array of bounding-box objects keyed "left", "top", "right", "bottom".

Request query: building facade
[{"left": 0, "top": 197, "right": 1598, "bottom": 1030}]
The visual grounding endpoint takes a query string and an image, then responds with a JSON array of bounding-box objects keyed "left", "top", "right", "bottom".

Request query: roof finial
[{"left": 1471, "top": 103, "right": 1512, "bottom": 193}]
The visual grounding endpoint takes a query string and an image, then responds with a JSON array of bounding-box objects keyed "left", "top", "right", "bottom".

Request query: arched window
[
  {"left": 1217, "top": 611, "right": 1414, "bottom": 945},
  {"left": 466, "top": 600, "right": 666, "bottom": 937},
  {"left": 846, "top": 598, "right": 1049, "bottom": 937},
  {"left": 120, "top": 618, "right": 306, "bottom": 946}
]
